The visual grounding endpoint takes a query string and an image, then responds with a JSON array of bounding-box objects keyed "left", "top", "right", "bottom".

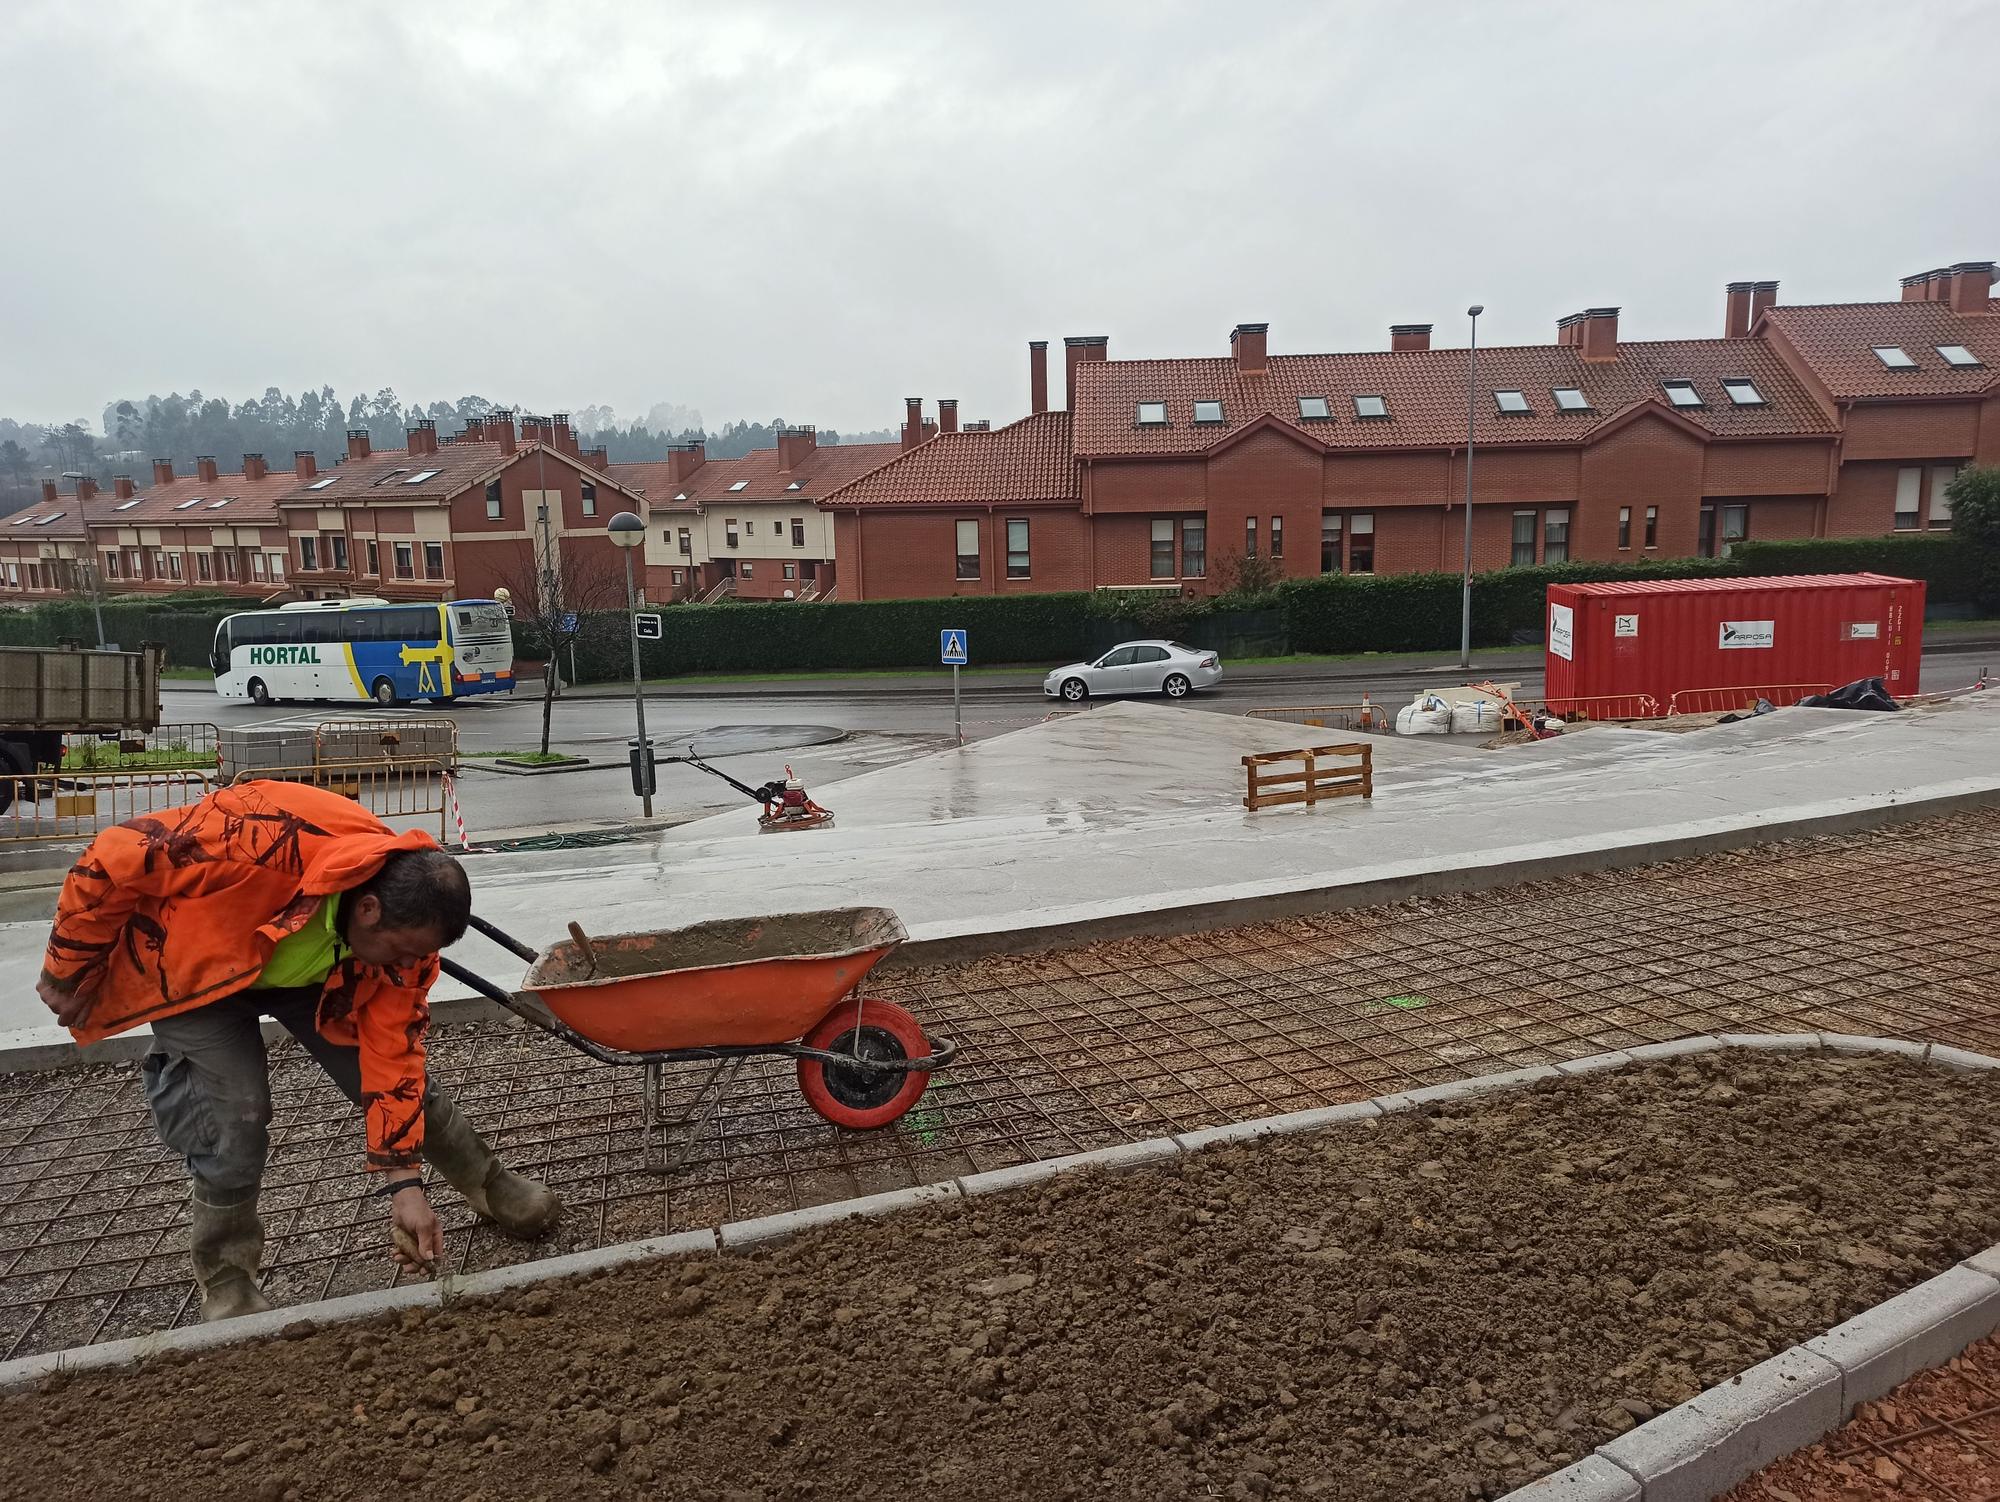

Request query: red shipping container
[{"left": 1543, "top": 574, "right": 1925, "bottom": 718}]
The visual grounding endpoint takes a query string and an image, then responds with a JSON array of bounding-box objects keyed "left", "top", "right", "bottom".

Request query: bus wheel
[
  {"left": 248, "top": 678, "right": 271, "bottom": 706},
  {"left": 371, "top": 677, "right": 399, "bottom": 707}
]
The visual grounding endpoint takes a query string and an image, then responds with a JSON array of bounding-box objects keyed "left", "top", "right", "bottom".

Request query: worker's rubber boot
[
  {"left": 189, "top": 1191, "right": 274, "bottom": 1323},
  {"left": 421, "top": 1097, "right": 560, "bottom": 1239}
]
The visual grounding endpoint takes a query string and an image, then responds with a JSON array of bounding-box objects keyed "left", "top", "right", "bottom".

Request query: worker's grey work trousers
[{"left": 140, "top": 986, "right": 443, "bottom": 1206}]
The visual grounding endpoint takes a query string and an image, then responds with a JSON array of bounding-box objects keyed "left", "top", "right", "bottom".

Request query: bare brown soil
[{"left": 3, "top": 1052, "right": 1998, "bottom": 1502}]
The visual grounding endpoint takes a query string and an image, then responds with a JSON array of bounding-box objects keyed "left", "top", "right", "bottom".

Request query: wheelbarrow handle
[{"left": 464, "top": 913, "right": 539, "bottom": 963}]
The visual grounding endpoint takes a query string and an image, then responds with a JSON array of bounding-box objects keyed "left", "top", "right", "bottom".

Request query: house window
[
  {"left": 783, "top": 563, "right": 796, "bottom": 581},
  {"left": 1895, "top": 467, "right": 1921, "bottom": 530},
  {"left": 1938, "top": 345, "right": 1981, "bottom": 368},
  {"left": 270, "top": 553, "right": 285, "bottom": 580},
  {"left": 424, "top": 542, "right": 444, "bottom": 580},
  {"left": 1182, "top": 517, "right": 1205, "bottom": 579},
  {"left": 725, "top": 520, "right": 739, "bottom": 548},
  {"left": 1006, "top": 518, "right": 1030, "bottom": 579},
  {"left": 1270, "top": 516, "right": 1283, "bottom": 560},
  {"left": 394, "top": 542, "right": 414, "bottom": 579},
  {"left": 1930, "top": 465, "right": 1960, "bottom": 526},
  {"left": 1135, "top": 402, "right": 1168, "bottom": 426},
  {"left": 1348, "top": 513, "right": 1375, "bottom": 573},
  {"left": 1321, "top": 511, "right": 1343, "bottom": 573},
  {"left": 726, "top": 480, "right": 749, "bottom": 492},
  {"left": 366, "top": 539, "right": 380, "bottom": 575},
  {"left": 252, "top": 553, "right": 268, "bottom": 580},
  {"left": 744, "top": 520, "right": 754, "bottom": 536},
  {"left": 101, "top": 551, "right": 118, "bottom": 580},
  {"left": 1720, "top": 504, "right": 1747, "bottom": 556},
  {"left": 3, "top": 564, "right": 15, "bottom": 589},
  {"left": 1873, "top": 346, "right": 1917, "bottom": 370},
  {"left": 1150, "top": 519, "right": 1175, "bottom": 579},
  {"left": 1721, "top": 379, "right": 1765, "bottom": 406},
  {"left": 1494, "top": 390, "right": 1530, "bottom": 414},
  {"left": 1511, "top": 511, "right": 1537, "bottom": 567},
  {"left": 671, "top": 569, "right": 685, "bottom": 586},
  {"left": 221, "top": 552, "right": 238, "bottom": 581},
  {"left": 151, "top": 549, "right": 166, "bottom": 577},
  {"left": 1244, "top": 517, "right": 1257, "bottom": 558},
  {"left": 679, "top": 528, "right": 692, "bottom": 556},
  {"left": 955, "top": 519, "right": 980, "bottom": 580},
  {"left": 1699, "top": 504, "right": 1749, "bottom": 558},
  {"left": 196, "top": 553, "right": 212, "bottom": 581},
  {"left": 1192, "top": 400, "right": 1224, "bottom": 424},
  {"left": 330, "top": 535, "right": 349, "bottom": 571},
  {"left": 1297, "top": 396, "right": 1330, "bottom": 420},
  {"left": 1353, "top": 395, "right": 1388, "bottom": 419},
  {"left": 484, "top": 480, "right": 502, "bottom": 520},
  {"left": 1553, "top": 387, "right": 1591, "bottom": 412},
  {"left": 1662, "top": 380, "right": 1702, "bottom": 408},
  {"left": 298, "top": 536, "right": 318, "bottom": 571},
  {"left": 740, "top": 561, "right": 753, "bottom": 579},
  {"left": 792, "top": 518, "right": 806, "bottom": 547},
  {"left": 581, "top": 481, "right": 596, "bottom": 518},
  {"left": 1645, "top": 506, "right": 1658, "bottom": 547},
  {"left": 1617, "top": 507, "right": 1631, "bottom": 550},
  {"left": 1543, "top": 508, "right": 1570, "bottom": 564}
]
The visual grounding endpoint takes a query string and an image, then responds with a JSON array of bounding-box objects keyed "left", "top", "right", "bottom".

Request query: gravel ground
[{"left": 3, "top": 1051, "right": 1999, "bottom": 1502}]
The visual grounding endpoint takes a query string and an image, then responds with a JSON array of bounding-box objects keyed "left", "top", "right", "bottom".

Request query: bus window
[
  {"left": 342, "top": 610, "right": 388, "bottom": 642},
  {"left": 300, "top": 614, "right": 342, "bottom": 644},
  {"left": 386, "top": 606, "right": 438, "bottom": 640}
]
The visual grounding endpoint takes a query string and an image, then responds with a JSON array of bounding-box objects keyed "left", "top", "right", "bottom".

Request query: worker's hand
[
  {"left": 387, "top": 1186, "right": 445, "bottom": 1273},
  {"left": 36, "top": 970, "right": 94, "bottom": 1029}
]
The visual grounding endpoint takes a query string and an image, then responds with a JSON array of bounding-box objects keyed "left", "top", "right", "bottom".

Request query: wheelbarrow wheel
[{"left": 797, "top": 998, "right": 931, "bottom": 1130}]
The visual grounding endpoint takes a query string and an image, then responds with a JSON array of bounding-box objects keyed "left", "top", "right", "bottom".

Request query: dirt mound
[{"left": 4, "top": 1052, "right": 1998, "bottom": 1502}]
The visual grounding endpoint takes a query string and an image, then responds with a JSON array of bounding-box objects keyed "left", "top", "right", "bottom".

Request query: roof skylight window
[
  {"left": 1873, "top": 346, "right": 1917, "bottom": 369},
  {"left": 1192, "top": 400, "right": 1224, "bottom": 424},
  {"left": 673, "top": 492, "right": 688, "bottom": 502},
  {"left": 1553, "top": 387, "right": 1591, "bottom": 411},
  {"left": 1938, "top": 344, "right": 1982, "bottom": 367},
  {"left": 402, "top": 469, "right": 440, "bottom": 484},
  {"left": 207, "top": 498, "right": 232, "bottom": 509},
  {"left": 1353, "top": 395, "right": 1388, "bottom": 419},
  {"left": 1297, "top": 396, "right": 1331, "bottom": 420},
  {"left": 785, "top": 480, "right": 805, "bottom": 491},
  {"left": 372, "top": 469, "right": 409, "bottom": 486},
  {"left": 10, "top": 514, "right": 35, "bottom": 526},
  {"left": 1494, "top": 390, "right": 1530, "bottom": 414},
  {"left": 305, "top": 477, "right": 337, "bottom": 491},
  {"left": 1721, "top": 379, "right": 1765, "bottom": 406},
  {"left": 1135, "top": 401, "right": 1168, "bottom": 426},
  {"left": 727, "top": 480, "right": 749, "bottom": 492},
  {"left": 173, "top": 497, "right": 205, "bottom": 510},
  {"left": 1662, "top": 381, "right": 1703, "bottom": 408},
  {"left": 33, "top": 513, "right": 64, "bottom": 526},
  {"left": 114, "top": 499, "right": 142, "bottom": 511}
]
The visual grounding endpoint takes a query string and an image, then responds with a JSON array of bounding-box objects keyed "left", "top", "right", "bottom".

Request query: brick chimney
[
  {"left": 1230, "top": 323, "right": 1269, "bottom": 375},
  {"left": 938, "top": 399, "right": 959, "bottom": 435},
  {"left": 114, "top": 475, "right": 136, "bottom": 501},
  {"left": 1901, "top": 270, "right": 1937, "bottom": 302},
  {"left": 1389, "top": 323, "right": 1432, "bottom": 352},
  {"left": 776, "top": 425, "right": 817, "bottom": 470},
  {"left": 1949, "top": 261, "right": 1995, "bottom": 315},
  {"left": 1577, "top": 308, "right": 1620, "bottom": 363},
  {"left": 294, "top": 451, "right": 317, "bottom": 481},
  {"left": 1556, "top": 313, "right": 1582, "bottom": 347},
  {"left": 76, "top": 476, "right": 98, "bottom": 503},
  {"left": 1724, "top": 281, "right": 1755, "bottom": 338},
  {"left": 584, "top": 446, "right": 609, "bottom": 471},
  {"left": 1029, "top": 341, "right": 1049, "bottom": 415},
  {"left": 152, "top": 459, "right": 175, "bottom": 487},
  {"left": 407, "top": 421, "right": 438, "bottom": 458},
  {"left": 1750, "top": 280, "right": 1778, "bottom": 326},
  {"left": 553, "top": 413, "right": 576, "bottom": 456},
  {"left": 347, "top": 429, "right": 372, "bottom": 461},
  {"left": 490, "top": 410, "right": 517, "bottom": 456},
  {"left": 902, "top": 397, "right": 924, "bottom": 450},
  {"left": 666, "top": 441, "right": 705, "bottom": 483},
  {"left": 462, "top": 416, "right": 487, "bottom": 442},
  {"left": 1063, "top": 336, "right": 1109, "bottom": 410},
  {"left": 40, "top": 480, "right": 57, "bottom": 504},
  {"left": 241, "top": 453, "right": 268, "bottom": 481},
  {"left": 196, "top": 455, "right": 219, "bottom": 483}
]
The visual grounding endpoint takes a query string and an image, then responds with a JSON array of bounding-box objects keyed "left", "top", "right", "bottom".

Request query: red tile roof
[
  {"left": 1070, "top": 337, "right": 1834, "bottom": 458},
  {"left": 273, "top": 441, "right": 637, "bottom": 508},
  {"left": 611, "top": 441, "right": 902, "bottom": 512},
  {"left": 1763, "top": 300, "right": 2000, "bottom": 399},
  {"left": 818, "top": 413, "right": 1075, "bottom": 508},
  {"left": 0, "top": 499, "right": 87, "bottom": 540},
  {"left": 98, "top": 467, "right": 303, "bottom": 527}
]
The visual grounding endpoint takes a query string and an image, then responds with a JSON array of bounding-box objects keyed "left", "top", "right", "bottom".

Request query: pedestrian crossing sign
[{"left": 939, "top": 629, "right": 968, "bottom": 666}]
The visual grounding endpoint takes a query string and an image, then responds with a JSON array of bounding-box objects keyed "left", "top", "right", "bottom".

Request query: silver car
[{"left": 1043, "top": 640, "right": 1223, "bottom": 702}]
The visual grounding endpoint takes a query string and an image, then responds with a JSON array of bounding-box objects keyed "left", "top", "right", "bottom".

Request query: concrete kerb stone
[
  {"left": 1498, "top": 1454, "right": 1643, "bottom": 1501},
  {"left": 1375, "top": 1064, "right": 1566, "bottom": 1115},
  {"left": 1555, "top": 1050, "right": 1637, "bottom": 1077},
  {"left": 1624, "top": 1036, "right": 1726, "bottom": 1064},
  {"left": 1819, "top": 1032, "right": 1929, "bottom": 1059},
  {"left": 1929, "top": 1043, "right": 2000, "bottom": 1071},
  {"left": 448, "top": 1228, "right": 719, "bottom": 1299},
  {"left": 956, "top": 1137, "right": 1182, "bottom": 1197},
  {"left": 1802, "top": 1263, "right": 2000, "bottom": 1410},
  {"left": 1716, "top": 1031, "right": 1823, "bottom": 1052},
  {"left": 1175, "top": 1100, "right": 1384, "bottom": 1152},
  {"left": 718, "top": 1183, "right": 962, "bottom": 1249}
]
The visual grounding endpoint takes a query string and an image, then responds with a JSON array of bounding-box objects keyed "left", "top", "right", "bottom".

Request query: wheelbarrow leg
[{"left": 642, "top": 1057, "right": 745, "bottom": 1177}]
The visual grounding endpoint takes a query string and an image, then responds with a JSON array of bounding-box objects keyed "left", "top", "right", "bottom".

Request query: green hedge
[
  {"left": 1730, "top": 535, "right": 2000, "bottom": 612},
  {"left": 0, "top": 604, "right": 227, "bottom": 668},
  {"left": 1279, "top": 558, "right": 1739, "bottom": 655}
]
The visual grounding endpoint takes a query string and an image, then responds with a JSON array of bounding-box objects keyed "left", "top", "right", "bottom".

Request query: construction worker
[{"left": 34, "top": 779, "right": 560, "bottom": 1320}]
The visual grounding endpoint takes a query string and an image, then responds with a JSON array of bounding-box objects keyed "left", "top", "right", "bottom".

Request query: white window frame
[{"left": 955, "top": 519, "right": 980, "bottom": 581}]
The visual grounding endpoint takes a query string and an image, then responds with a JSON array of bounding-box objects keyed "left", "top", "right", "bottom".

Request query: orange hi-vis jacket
[{"left": 43, "top": 780, "right": 443, "bottom": 1171}]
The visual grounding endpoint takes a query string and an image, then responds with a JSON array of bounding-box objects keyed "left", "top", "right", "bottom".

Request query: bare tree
[{"left": 490, "top": 539, "right": 631, "bottom": 756}]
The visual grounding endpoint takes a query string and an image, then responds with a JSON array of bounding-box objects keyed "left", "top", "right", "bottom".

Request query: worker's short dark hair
[{"left": 349, "top": 849, "right": 471, "bottom": 945}]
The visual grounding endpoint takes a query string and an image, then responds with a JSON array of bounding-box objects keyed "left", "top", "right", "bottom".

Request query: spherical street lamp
[{"left": 607, "top": 511, "right": 652, "bottom": 816}]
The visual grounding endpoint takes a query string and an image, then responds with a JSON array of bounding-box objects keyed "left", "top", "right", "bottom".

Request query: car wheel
[
  {"left": 1162, "top": 673, "right": 1191, "bottom": 699},
  {"left": 247, "top": 678, "right": 270, "bottom": 706},
  {"left": 372, "top": 677, "right": 399, "bottom": 707},
  {"left": 1060, "top": 677, "right": 1089, "bottom": 702}
]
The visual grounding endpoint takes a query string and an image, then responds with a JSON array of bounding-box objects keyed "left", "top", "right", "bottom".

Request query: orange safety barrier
[
  {"left": 1665, "top": 683, "right": 1831, "bottom": 716},
  {"left": 1242, "top": 697, "right": 1385, "bottom": 731},
  {"left": 1531, "top": 693, "right": 1665, "bottom": 723},
  {"left": 1243, "top": 742, "right": 1373, "bottom": 811}
]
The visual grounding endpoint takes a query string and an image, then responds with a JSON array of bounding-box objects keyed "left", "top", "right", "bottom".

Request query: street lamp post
[
  {"left": 606, "top": 511, "right": 653, "bottom": 818},
  {"left": 1458, "top": 305, "right": 1484, "bottom": 671}
]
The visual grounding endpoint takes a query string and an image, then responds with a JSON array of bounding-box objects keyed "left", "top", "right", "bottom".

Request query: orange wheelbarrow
[{"left": 441, "top": 908, "right": 957, "bottom": 1173}]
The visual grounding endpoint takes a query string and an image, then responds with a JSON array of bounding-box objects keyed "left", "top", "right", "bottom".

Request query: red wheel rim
[{"left": 796, "top": 997, "right": 932, "bottom": 1130}]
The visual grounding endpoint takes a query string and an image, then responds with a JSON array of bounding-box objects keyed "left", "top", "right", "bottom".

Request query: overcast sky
[{"left": 4, "top": 0, "right": 1996, "bottom": 436}]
